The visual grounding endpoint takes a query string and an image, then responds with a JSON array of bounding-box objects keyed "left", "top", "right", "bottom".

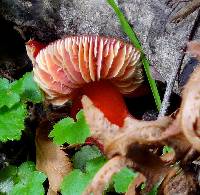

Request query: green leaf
[
  {"left": 0, "top": 162, "right": 46, "bottom": 195},
  {"left": 49, "top": 110, "right": 91, "bottom": 145},
  {"left": 85, "top": 157, "right": 106, "bottom": 175},
  {"left": 0, "top": 72, "right": 43, "bottom": 142},
  {"left": 0, "top": 78, "right": 9, "bottom": 90},
  {"left": 162, "top": 145, "right": 174, "bottom": 155},
  {"left": 107, "top": 0, "right": 161, "bottom": 111},
  {"left": 11, "top": 162, "right": 47, "bottom": 195},
  {"left": 112, "top": 167, "right": 138, "bottom": 193},
  {"left": 17, "top": 161, "right": 36, "bottom": 182},
  {"left": 0, "top": 166, "right": 18, "bottom": 194},
  {"left": 61, "top": 157, "right": 106, "bottom": 195},
  {"left": 11, "top": 72, "right": 44, "bottom": 103},
  {"left": 0, "top": 78, "right": 20, "bottom": 109},
  {"left": 73, "top": 145, "right": 102, "bottom": 171},
  {"left": 61, "top": 170, "right": 90, "bottom": 195},
  {"left": 0, "top": 103, "right": 27, "bottom": 142}
]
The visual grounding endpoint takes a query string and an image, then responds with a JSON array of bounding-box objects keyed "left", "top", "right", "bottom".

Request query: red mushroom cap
[
  {"left": 27, "top": 35, "right": 143, "bottom": 105},
  {"left": 26, "top": 39, "right": 46, "bottom": 60}
]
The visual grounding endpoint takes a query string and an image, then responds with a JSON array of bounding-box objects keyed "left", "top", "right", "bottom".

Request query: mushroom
[{"left": 26, "top": 35, "right": 143, "bottom": 127}]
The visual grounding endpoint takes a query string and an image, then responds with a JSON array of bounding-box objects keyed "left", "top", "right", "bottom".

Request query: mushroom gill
[
  {"left": 26, "top": 35, "right": 143, "bottom": 126},
  {"left": 27, "top": 36, "right": 142, "bottom": 101}
]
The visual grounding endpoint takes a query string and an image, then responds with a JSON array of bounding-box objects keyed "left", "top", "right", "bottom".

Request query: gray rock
[
  {"left": 0, "top": 0, "right": 197, "bottom": 81},
  {"left": 0, "top": 0, "right": 198, "bottom": 85}
]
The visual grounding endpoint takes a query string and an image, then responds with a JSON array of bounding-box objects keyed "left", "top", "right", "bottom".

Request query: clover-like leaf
[
  {"left": 0, "top": 78, "right": 20, "bottom": 108},
  {"left": 61, "top": 157, "right": 106, "bottom": 195},
  {"left": 112, "top": 167, "right": 138, "bottom": 193},
  {"left": 0, "top": 103, "right": 27, "bottom": 142},
  {"left": 49, "top": 110, "right": 91, "bottom": 145},
  {"left": 11, "top": 72, "right": 44, "bottom": 103}
]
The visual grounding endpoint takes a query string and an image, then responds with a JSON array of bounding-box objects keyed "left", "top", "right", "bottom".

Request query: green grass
[{"left": 107, "top": 0, "right": 161, "bottom": 111}]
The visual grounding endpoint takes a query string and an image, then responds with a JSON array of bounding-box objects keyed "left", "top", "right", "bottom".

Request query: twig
[
  {"left": 158, "top": 62, "right": 181, "bottom": 117},
  {"left": 159, "top": 10, "right": 200, "bottom": 117},
  {"left": 172, "top": 0, "right": 200, "bottom": 23}
]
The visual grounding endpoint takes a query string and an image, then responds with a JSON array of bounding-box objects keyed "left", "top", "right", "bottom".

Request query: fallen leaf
[
  {"left": 82, "top": 95, "right": 176, "bottom": 157},
  {"left": 126, "top": 144, "right": 172, "bottom": 192},
  {"left": 35, "top": 120, "right": 72, "bottom": 194},
  {"left": 179, "top": 65, "right": 200, "bottom": 151},
  {"left": 187, "top": 40, "right": 200, "bottom": 60},
  {"left": 80, "top": 62, "right": 200, "bottom": 193},
  {"left": 159, "top": 168, "right": 198, "bottom": 195},
  {"left": 81, "top": 95, "right": 194, "bottom": 193}
]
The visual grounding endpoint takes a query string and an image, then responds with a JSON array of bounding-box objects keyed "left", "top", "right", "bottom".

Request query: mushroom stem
[{"left": 71, "top": 80, "right": 128, "bottom": 127}]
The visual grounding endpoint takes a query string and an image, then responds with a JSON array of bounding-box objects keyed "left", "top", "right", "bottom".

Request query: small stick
[
  {"left": 172, "top": 0, "right": 200, "bottom": 23},
  {"left": 158, "top": 63, "right": 180, "bottom": 118}
]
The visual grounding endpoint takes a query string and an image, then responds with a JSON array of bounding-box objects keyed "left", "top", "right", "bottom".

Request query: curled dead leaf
[
  {"left": 81, "top": 95, "right": 175, "bottom": 192},
  {"left": 126, "top": 144, "right": 173, "bottom": 192},
  {"left": 35, "top": 120, "right": 72, "bottom": 194},
  {"left": 82, "top": 95, "right": 186, "bottom": 158},
  {"left": 187, "top": 40, "right": 200, "bottom": 61},
  {"left": 80, "top": 58, "right": 200, "bottom": 194},
  {"left": 159, "top": 167, "right": 198, "bottom": 195},
  {"left": 179, "top": 65, "right": 200, "bottom": 151},
  {"left": 81, "top": 94, "right": 197, "bottom": 193},
  {"left": 104, "top": 116, "right": 172, "bottom": 158},
  {"left": 81, "top": 95, "right": 121, "bottom": 145}
]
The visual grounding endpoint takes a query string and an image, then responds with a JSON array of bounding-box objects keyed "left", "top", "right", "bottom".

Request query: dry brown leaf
[
  {"left": 81, "top": 95, "right": 194, "bottom": 193},
  {"left": 81, "top": 95, "right": 121, "bottom": 145},
  {"left": 160, "top": 151, "right": 175, "bottom": 163},
  {"left": 81, "top": 64, "right": 200, "bottom": 194},
  {"left": 83, "top": 156, "right": 132, "bottom": 195},
  {"left": 105, "top": 116, "right": 173, "bottom": 158},
  {"left": 35, "top": 120, "right": 72, "bottom": 194},
  {"left": 187, "top": 40, "right": 200, "bottom": 60},
  {"left": 158, "top": 168, "right": 197, "bottom": 195},
  {"left": 81, "top": 95, "right": 184, "bottom": 157},
  {"left": 82, "top": 94, "right": 194, "bottom": 162},
  {"left": 179, "top": 64, "right": 200, "bottom": 151},
  {"left": 126, "top": 144, "right": 173, "bottom": 192}
]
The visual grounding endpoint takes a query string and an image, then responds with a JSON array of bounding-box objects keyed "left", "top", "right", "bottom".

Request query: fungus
[{"left": 26, "top": 35, "right": 143, "bottom": 127}]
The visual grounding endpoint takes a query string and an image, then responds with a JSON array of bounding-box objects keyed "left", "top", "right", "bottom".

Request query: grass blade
[{"left": 107, "top": 0, "right": 161, "bottom": 111}]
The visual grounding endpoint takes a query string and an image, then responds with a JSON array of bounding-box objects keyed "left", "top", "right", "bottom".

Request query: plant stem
[{"left": 107, "top": 0, "right": 161, "bottom": 111}]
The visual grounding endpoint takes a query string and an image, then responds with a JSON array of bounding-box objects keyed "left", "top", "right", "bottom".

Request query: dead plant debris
[{"left": 79, "top": 41, "right": 200, "bottom": 194}]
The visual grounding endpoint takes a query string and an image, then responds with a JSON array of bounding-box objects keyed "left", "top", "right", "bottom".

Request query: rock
[
  {"left": 0, "top": 0, "right": 199, "bottom": 87},
  {"left": 0, "top": 16, "right": 31, "bottom": 80}
]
